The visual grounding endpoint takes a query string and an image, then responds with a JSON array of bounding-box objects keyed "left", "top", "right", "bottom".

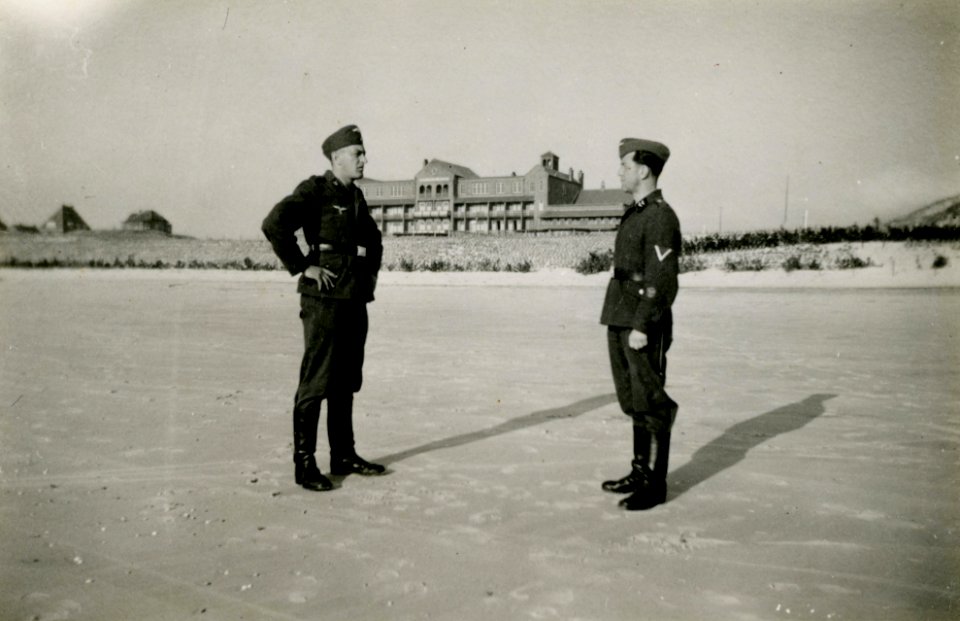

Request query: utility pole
[{"left": 782, "top": 175, "right": 790, "bottom": 228}]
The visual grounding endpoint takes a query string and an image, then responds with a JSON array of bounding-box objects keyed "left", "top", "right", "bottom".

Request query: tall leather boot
[
  {"left": 602, "top": 426, "right": 651, "bottom": 493},
  {"left": 293, "top": 402, "right": 333, "bottom": 491},
  {"left": 620, "top": 431, "right": 670, "bottom": 510},
  {"left": 327, "top": 393, "right": 385, "bottom": 476}
]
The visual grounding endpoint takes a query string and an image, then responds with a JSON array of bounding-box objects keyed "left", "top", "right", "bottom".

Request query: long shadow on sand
[
  {"left": 375, "top": 393, "right": 618, "bottom": 466},
  {"left": 669, "top": 393, "right": 836, "bottom": 501}
]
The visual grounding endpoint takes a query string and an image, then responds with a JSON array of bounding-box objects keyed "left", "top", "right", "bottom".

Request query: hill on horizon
[{"left": 886, "top": 193, "right": 960, "bottom": 228}]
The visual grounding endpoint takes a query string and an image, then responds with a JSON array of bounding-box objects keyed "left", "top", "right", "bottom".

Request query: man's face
[
  {"left": 618, "top": 152, "right": 645, "bottom": 193},
  {"left": 333, "top": 145, "right": 367, "bottom": 182}
]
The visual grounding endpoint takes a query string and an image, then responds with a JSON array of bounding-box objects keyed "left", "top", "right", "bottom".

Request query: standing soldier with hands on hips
[
  {"left": 262, "top": 124, "right": 386, "bottom": 492},
  {"left": 600, "top": 137, "right": 681, "bottom": 511}
]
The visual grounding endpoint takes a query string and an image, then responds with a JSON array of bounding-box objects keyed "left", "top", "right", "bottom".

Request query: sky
[{"left": 1, "top": 0, "right": 958, "bottom": 239}]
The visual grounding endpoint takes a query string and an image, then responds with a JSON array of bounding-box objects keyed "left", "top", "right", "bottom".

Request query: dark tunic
[
  {"left": 262, "top": 171, "right": 383, "bottom": 302},
  {"left": 600, "top": 189, "right": 681, "bottom": 331},
  {"left": 262, "top": 171, "right": 383, "bottom": 402},
  {"left": 600, "top": 189, "right": 681, "bottom": 432}
]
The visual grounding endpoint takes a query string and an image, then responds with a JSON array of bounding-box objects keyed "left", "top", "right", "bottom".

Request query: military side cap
[
  {"left": 618, "top": 138, "right": 670, "bottom": 164},
  {"left": 322, "top": 124, "right": 363, "bottom": 159}
]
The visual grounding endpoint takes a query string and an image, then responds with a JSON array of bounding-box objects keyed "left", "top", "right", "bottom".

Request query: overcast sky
[{"left": 1, "top": 0, "right": 957, "bottom": 238}]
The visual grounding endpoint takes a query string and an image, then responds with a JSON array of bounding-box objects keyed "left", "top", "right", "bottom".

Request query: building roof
[
  {"left": 45, "top": 205, "right": 89, "bottom": 229},
  {"left": 523, "top": 163, "right": 578, "bottom": 182},
  {"left": 574, "top": 189, "right": 632, "bottom": 207},
  {"left": 418, "top": 159, "right": 479, "bottom": 179},
  {"left": 124, "top": 210, "right": 170, "bottom": 224}
]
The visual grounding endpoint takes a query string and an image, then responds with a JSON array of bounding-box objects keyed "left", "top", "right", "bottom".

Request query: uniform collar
[
  {"left": 623, "top": 189, "right": 663, "bottom": 215},
  {"left": 634, "top": 189, "right": 662, "bottom": 209},
  {"left": 323, "top": 170, "right": 356, "bottom": 197}
]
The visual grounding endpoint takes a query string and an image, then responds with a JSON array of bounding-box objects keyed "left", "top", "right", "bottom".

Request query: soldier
[
  {"left": 599, "top": 138, "right": 681, "bottom": 511},
  {"left": 262, "top": 124, "right": 386, "bottom": 492}
]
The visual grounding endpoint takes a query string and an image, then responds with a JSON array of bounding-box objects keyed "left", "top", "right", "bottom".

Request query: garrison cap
[
  {"left": 322, "top": 124, "right": 364, "bottom": 159},
  {"left": 618, "top": 138, "right": 670, "bottom": 165}
]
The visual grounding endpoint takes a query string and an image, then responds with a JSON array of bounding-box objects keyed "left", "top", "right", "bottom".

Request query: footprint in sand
[
  {"left": 468, "top": 509, "right": 502, "bottom": 525},
  {"left": 286, "top": 572, "right": 319, "bottom": 604},
  {"left": 20, "top": 592, "right": 82, "bottom": 620}
]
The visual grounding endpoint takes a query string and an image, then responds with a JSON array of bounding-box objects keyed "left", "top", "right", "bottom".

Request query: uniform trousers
[
  {"left": 292, "top": 296, "right": 368, "bottom": 460},
  {"left": 606, "top": 319, "right": 678, "bottom": 434}
]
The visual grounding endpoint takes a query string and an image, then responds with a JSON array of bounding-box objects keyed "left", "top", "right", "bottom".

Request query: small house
[
  {"left": 123, "top": 210, "right": 172, "bottom": 235},
  {"left": 43, "top": 205, "right": 90, "bottom": 234}
]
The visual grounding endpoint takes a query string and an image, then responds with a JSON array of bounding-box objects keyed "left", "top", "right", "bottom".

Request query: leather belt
[
  {"left": 314, "top": 243, "right": 367, "bottom": 257},
  {"left": 613, "top": 268, "right": 644, "bottom": 282}
]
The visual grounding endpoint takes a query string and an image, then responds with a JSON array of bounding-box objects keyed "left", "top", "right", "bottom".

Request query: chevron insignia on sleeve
[{"left": 655, "top": 245, "right": 672, "bottom": 262}]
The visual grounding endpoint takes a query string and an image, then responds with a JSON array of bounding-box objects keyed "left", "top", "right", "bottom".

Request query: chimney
[
  {"left": 601, "top": 180, "right": 605, "bottom": 190},
  {"left": 568, "top": 167, "right": 574, "bottom": 180},
  {"left": 577, "top": 170, "right": 584, "bottom": 185},
  {"left": 423, "top": 159, "right": 428, "bottom": 167}
]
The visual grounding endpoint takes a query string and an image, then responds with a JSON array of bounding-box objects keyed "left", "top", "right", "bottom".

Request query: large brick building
[{"left": 357, "top": 152, "right": 629, "bottom": 235}]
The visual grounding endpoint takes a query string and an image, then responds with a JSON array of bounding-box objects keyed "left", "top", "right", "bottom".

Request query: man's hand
[
  {"left": 628, "top": 329, "right": 648, "bottom": 350},
  {"left": 304, "top": 265, "right": 338, "bottom": 290}
]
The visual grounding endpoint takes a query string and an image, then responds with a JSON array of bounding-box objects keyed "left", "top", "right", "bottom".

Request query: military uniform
[
  {"left": 262, "top": 125, "right": 385, "bottom": 490},
  {"left": 600, "top": 138, "right": 681, "bottom": 510},
  {"left": 600, "top": 188, "right": 681, "bottom": 430}
]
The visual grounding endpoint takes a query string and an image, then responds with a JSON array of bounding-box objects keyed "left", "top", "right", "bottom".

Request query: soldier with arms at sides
[
  {"left": 262, "top": 124, "right": 386, "bottom": 492},
  {"left": 600, "top": 137, "right": 681, "bottom": 511}
]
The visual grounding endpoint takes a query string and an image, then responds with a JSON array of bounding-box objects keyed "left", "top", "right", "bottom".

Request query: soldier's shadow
[
  {"left": 668, "top": 393, "right": 837, "bottom": 500},
  {"left": 375, "top": 393, "right": 619, "bottom": 467}
]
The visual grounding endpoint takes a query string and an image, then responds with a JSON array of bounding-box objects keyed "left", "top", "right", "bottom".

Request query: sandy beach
[{"left": 1, "top": 266, "right": 958, "bottom": 620}]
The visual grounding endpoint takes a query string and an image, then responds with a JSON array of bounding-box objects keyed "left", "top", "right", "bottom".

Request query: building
[
  {"left": 123, "top": 210, "right": 172, "bottom": 234},
  {"left": 357, "top": 152, "right": 629, "bottom": 235},
  {"left": 538, "top": 188, "right": 632, "bottom": 233},
  {"left": 42, "top": 205, "right": 90, "bottom": 234}
]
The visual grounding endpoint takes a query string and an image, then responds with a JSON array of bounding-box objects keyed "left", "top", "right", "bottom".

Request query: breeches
[
  {"left": 295, "top": 296, "right": 368, "bottom": 407},
  {"left": 607, "top": 325, "right": 677, "bottom": 433}
]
